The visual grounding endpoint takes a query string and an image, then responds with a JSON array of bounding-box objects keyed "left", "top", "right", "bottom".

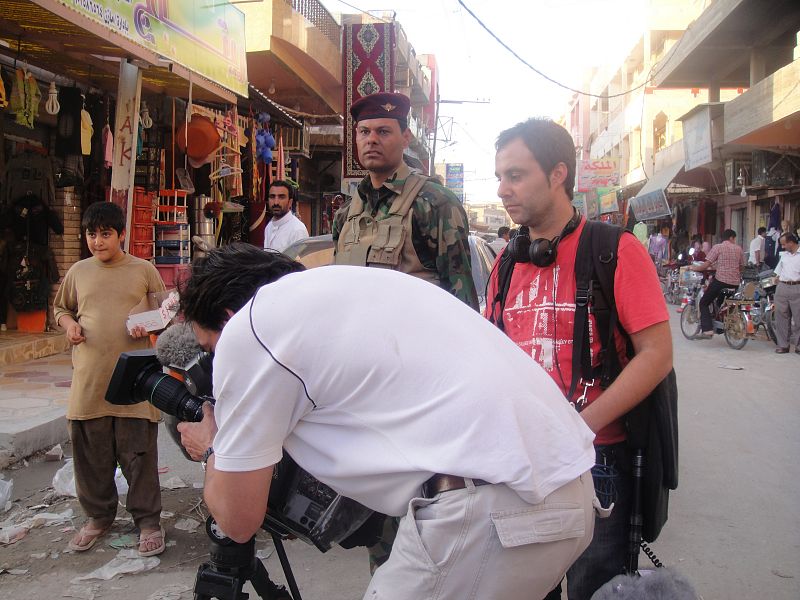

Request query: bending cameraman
[{"left": 177, "top": 243, "right": 597, "bottom": 599}]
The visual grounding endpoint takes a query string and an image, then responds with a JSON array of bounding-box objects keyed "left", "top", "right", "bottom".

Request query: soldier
[
  {"left": 332, "top": 92, "right": 479, "bottom": 572},
  {"left": 333, "top": 91, "right": 478, "bottom": 310}
]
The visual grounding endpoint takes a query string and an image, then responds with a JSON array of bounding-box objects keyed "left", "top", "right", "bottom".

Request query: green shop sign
[{"left": 60, "top": 0, "right": 247, "bottom": 96}]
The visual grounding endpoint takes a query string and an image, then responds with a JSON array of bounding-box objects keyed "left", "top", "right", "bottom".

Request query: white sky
[{"left": 321, "top": 0, "right": 647, "bottom": 203}]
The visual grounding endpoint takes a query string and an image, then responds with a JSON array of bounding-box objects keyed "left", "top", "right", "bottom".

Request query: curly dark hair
[{"left": 179, "top": 242, "right": 305, "bottom": 330}]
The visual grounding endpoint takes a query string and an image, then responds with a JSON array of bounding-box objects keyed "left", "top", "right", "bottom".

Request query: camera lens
[{"left": 138, "top": 370, "right": 206, "bottom": 422}]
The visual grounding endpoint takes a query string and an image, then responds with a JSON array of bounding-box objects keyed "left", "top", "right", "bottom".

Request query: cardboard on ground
[{"left": 127, "top": 290, "right": 180, "bottom": 333}]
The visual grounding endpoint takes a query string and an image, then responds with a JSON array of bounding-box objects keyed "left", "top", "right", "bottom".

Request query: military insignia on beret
[{"left": 381, "top": 103, "right": 396, "bottom": 112}]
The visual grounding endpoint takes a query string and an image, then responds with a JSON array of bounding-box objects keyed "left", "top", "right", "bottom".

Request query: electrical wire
[{"left": 457, "top": 0, "right": 689, "bottom": 100}]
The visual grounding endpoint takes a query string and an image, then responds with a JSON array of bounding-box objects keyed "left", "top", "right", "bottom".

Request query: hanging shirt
[
  {"left": 80, "top": 109, "right": 93, "bottom": 156},
  {"left": 102, "top": 124, "right": 114, "bottom": 168}
]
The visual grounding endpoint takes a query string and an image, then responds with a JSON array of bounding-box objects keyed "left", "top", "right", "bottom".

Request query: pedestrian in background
[
  {"left": 53, "top": 201, "right": 166, "bottom": 557},
  {"left": 773, "top": 232, "right": 800, "bottom": 354},
  {"left": 489, "top": 225, "right": 511, "bottom": 254},
  {"left": 262, "top": 180, "right": 308, "bottom": 252},
  {"left": 689, "top": 229, "right": 745, "bottom": 338},
  {"left": 749, "top": 227, "right": 766, "bottom": 267}
]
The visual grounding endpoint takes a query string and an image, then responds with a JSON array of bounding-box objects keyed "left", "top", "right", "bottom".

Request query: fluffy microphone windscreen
[{"left": 155, "top": 322, "right": 203, "bottom": 367}]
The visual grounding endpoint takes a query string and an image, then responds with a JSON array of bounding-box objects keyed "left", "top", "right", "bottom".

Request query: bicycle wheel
[
  {"left": 724, "top": 308, "right": 748, "bottom": 350},
  {"left": 680, "top": 303, "right": 701, "bottom": 339}
]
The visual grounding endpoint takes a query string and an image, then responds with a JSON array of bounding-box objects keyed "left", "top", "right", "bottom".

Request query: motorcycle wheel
[
  {"left": 724, "top": 308, "right": 748, "bottom": 350},
  {"left": 765, "top": 308, "right": 777, "bottom": 344},
  {"left": 680, "top": 303, "right": 702, "bottom": 340}
]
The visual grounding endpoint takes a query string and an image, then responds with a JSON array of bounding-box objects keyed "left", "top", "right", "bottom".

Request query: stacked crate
[
  {"left": 155, "top": 189, "right": 190, "bottom": 288},
  {"left": 130, "top": 188, "right": 156, "bottom": 260}
]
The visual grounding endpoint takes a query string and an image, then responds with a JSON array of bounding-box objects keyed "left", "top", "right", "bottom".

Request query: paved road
[{"left": 1, "top": 310, "right": 798, "bottom": 599}]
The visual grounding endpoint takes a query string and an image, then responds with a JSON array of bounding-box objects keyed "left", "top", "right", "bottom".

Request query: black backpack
[{"left": 489, "top": 219, "right": 678, "bottom": 543}]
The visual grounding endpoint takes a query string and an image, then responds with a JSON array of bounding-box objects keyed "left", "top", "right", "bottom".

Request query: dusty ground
[{"left": 0, "top": 450, "right": 370, "bottom": 600}]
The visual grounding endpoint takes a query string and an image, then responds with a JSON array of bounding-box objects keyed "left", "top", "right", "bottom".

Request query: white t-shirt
[
  {"left": 775, "top": 249, "right": 800, "bottom": 282},
  {"left": 263, "top": 212, "right": 309, "bottom": 252},
  {"left": 211, "top": 266, "right": 595, "bottom": 517},
  {"left": 748, "top": 235, "right": 765, "bottom": 264}
]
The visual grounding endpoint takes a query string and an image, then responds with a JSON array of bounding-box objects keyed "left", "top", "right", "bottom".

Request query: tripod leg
[
  {"left": 248, "top": 558, "right": 293, "bottom": 600},
  {"left": 272, "top": 535, "right": 302, "bottom": 600}
]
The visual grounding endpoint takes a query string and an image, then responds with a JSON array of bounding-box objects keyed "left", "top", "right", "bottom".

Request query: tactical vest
[{"left": 334, "top": 174, "right": 438, "bottom": 285}]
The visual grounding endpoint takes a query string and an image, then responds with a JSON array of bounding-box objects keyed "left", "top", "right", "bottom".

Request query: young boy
[{"left": 53, "top": 201, "right": 166, "bottom": 556}]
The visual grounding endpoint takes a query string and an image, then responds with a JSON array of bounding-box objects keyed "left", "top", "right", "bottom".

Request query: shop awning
[
  {"left": 0, "top": 0, "right": 237, "bottom": 104},
  {"left": 635, "top": 161, "right": 685, "bottom": 199}
]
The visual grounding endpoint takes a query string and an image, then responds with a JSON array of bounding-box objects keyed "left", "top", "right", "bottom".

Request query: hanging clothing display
[
  {"left": 2, "top": 151, "right": 56, "bottom": 207},
  {"left": 80, "top": 108, "right": 94, "bottom": 156},
  {"left": 768, "top": 200, "right": 782, "bottom": 231},
  {"left": 102, "top": 123, "right": 114, "bottom": 169},
  {"left": 55, "top": 88, "right": 83, "bottom": 156},
  {"left": 8, "top": 68, "right": 42, "bottom": 129}
]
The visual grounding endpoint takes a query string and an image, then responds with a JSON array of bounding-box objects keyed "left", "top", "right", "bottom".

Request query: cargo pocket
[{"left": 490, "top": 503, "right": 585, "bottom": 548}]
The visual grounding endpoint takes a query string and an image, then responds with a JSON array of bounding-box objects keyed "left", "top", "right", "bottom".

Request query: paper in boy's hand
[{"left": 127, "top": 291, "right": 180, "bottom": 333}]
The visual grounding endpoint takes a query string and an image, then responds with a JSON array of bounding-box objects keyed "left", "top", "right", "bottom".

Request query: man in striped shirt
[{"left": 689, "top": 229, "right": 745, "bottom": 337}]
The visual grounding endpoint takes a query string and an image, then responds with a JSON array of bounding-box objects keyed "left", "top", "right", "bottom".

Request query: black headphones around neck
[{"left": 506, "top": 209, "right": 582, "bottom": 267}]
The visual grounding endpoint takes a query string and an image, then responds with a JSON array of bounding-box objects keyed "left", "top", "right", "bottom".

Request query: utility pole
[{"left": 429, "top": 93, "right": 489, "bottom": 174}]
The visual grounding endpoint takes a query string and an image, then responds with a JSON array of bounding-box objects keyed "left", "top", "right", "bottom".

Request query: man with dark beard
[{"left": 262, "top": 180, "right": 308, "bottom": 252}]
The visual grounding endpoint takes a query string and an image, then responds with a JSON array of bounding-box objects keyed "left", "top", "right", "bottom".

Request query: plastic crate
[
  {"left": 155, "top": 255, "right": 191, "bottom": 264},
  {"left": 156, "top": 240, "right": 190, "bottom": 249},
  {"left": 130, "top": 224, "right": 154, "bottom": 243},
  {"left": 131, "top": 241, "right": 154, "bottom": 259},
  {"left": 133, "top": 206, "right": 154, "bottom": 224}
]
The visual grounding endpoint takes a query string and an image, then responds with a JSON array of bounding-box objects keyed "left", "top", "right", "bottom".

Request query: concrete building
[
  {"left": 652, "top": 0, "right": 800, "bottom": 250},
  {"left": 562, "top": 0, "right": 742, "bottom": 232}
]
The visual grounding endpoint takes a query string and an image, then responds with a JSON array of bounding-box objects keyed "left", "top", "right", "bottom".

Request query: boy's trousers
[{"left": 69, "top": 416, "right": 162, "bottom": 530}]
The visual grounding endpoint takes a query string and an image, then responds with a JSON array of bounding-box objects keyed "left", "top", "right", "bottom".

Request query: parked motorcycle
[
  {"left": 745, "top": 270, "right": 778, "bottom": 344},
  {"left": 680, "top": 266, "right": 750, "bottom": 349}
]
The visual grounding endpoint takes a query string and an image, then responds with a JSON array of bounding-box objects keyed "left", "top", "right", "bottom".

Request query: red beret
[{"left": 350, "top": 92, "right": 410, "bottom": 123}]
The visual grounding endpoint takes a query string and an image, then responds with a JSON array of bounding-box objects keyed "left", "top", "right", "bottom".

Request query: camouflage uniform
[
  {"left": 332, "top": 162, "right": 478, "bottom": 572},
  {"left": 333, "top": 162, "right": 479, "bottom": 311}
]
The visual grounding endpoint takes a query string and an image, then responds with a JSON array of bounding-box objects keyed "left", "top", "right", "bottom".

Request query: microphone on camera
[{"left": 155, "top": 322, "right": 203, "bottom": 368}]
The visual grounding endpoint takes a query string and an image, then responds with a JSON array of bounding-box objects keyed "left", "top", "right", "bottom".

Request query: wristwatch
[{"left": 201, "top": 446, "right": 214, "bottom": 471}]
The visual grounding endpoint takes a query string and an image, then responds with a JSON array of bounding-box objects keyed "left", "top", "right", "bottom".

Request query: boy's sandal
[
  {"left": 138, "top": 526, "right": 166, "bottom": 557},
  {"left": 68, "top": 522, "right": 112, "bottom": 552}
]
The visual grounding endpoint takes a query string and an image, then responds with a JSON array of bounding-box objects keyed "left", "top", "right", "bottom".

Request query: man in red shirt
[
  {"left": 689, "top": 229, "right": 744, "bottom": 337},
  {"left": 486, "top": 118, "right": 672, "bottom": 600}
]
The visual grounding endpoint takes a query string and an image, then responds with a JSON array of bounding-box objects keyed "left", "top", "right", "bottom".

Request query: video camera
[{"left": 105, "top": 348, "right": 373, "bottom": 553}]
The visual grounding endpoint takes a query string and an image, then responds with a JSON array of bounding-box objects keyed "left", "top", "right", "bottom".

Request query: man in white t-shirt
[
  {"left": 176, "top": 243, "right": 596, "bottom": 600},
  {"left": 263, "top": 180, "right": 308, "bottom": 252},
  {"left": 749, "top": 227, "right": 766, "bottom": 266}
]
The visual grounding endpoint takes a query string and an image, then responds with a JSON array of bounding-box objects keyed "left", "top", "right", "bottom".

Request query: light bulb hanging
[
  {"left": 45, "top": 81, "right": 60, "bottom": 115},
  {"left": 140, "top": 100, "right": 153, "bottom": 129}
]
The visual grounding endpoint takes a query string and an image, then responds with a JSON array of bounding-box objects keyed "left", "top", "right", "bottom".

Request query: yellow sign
[{"left": 57, "top": 0, "right": 247, "bottom": 97}]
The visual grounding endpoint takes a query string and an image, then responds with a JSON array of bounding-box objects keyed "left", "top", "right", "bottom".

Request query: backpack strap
[
  {"left": 488, "top": 249, "right": 516, "bottom": 332},
  {"left": 568, "top": 220, "right": 626, "bottom": 403}
]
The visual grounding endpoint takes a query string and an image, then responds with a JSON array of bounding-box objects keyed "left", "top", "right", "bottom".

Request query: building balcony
[
  {"left": 240, "top": 0, "right": 343, "bottom": 114},
  {"left": 394, "top": 24, "right": 432, "bottom": 105},
  {"left": 724, "top": 58, "right": 800, "bottom": 146}
]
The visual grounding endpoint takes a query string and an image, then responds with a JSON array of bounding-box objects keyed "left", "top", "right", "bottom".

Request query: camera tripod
[{"left": 193, "top": 517, "right": 303, "bottom": 600}]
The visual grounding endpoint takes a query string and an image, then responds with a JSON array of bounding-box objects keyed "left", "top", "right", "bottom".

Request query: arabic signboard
[
  {"left": 445, "top": 163, "right": 464, "bottom": 202},
  {"left": 630, "top": 189, "right": 672, "bottom": 222},
  {"left": 57, "top": 0, "right": 247, "bottom": 96},
  {"left": 599, "top": 188, "right": 620, "bottom": 214},
  {"left": 577, "top": 158, "right": 620, "bottom": 191}
]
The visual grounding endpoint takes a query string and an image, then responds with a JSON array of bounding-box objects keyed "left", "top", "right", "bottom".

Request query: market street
[{"left": 1, "top": 309, "right": 799, "bottom": 600}]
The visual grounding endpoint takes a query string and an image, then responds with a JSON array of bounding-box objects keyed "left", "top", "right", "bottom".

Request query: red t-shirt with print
[{"left": 485, "top": 219, "right": 669, "bottom": 445}]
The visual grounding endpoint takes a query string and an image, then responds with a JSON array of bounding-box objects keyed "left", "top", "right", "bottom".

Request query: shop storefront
[{"left": 0, "top": 0, "right": 259, "bottom": 331}]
